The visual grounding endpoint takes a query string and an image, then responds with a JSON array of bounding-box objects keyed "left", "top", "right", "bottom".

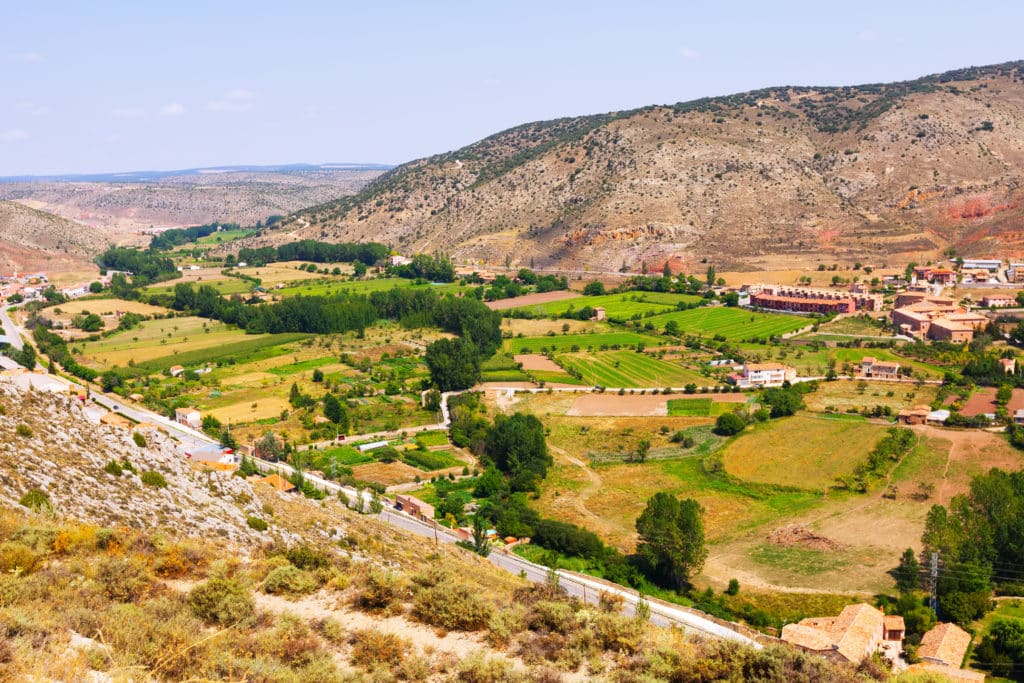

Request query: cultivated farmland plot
[
  {"left": 556, "top": 350, "right": 713, "bottom": 387},
  {"left": 503, "top": 331, "right": 663, "bottom": 354},
  {"left": 647, "top": 306, "right": 808, "bottom": 340},
  {"left": 511, "top": 292, "right": 702, "bottom": 321}
]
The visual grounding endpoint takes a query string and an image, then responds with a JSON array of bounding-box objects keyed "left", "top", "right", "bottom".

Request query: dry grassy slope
[
  {"left": 0, "top": 381, "right": 266, "bottom": 545},
  {"left": 0, "top": 201, "right": 112, "bottom": 274},
  {"left": 266, "top": 61, "right": 1024, "bottom": 271}
]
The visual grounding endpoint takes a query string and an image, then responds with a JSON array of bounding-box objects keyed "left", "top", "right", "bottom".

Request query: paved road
[{"left": 1, "top": 305, "right": 24, "bottom": 349}]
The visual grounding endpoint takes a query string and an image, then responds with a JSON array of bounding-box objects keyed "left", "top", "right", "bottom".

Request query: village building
[
  {"left": 728, "top": 363, "right": 796, "bottom": 388},
  {"left": 1014, "top": 409, "right": 1024, "bottom": 426},
  {"left": 592, "top": 306, "right": 607, "bottom": 321},
  {"left": 860, "top": 357, "right": 901, "bottom": 380},
  {"left": 1009, "top": 263, "right": 1024, "bottom": 283},
  {"left": 929, "top": 268, "right": 956, "bottom": 285},
  {"left": 174, "top": 407, "right": 201, "bottom": 429},
  {"left": 898, "top": 406, "right": 931, "bottom": 425},
  {"left": 905, "top": 622, "right": 984, "bottom": 682},
  {"left": 185, "top": 443, "right": 239, "bottom": 466},
  {"left": 169, "top": 365, "right": 186, "bottom": 377},
  {"left": 781, "top": 603, "right": 901, "bottom": 665},
  {"left": 980, "top": 295, "right": 1015, "bottom": 308},
  {"left": 999, "top": 358, "right": 1016, "bottom": 375},
  {"left": 394, "top": 494, "right": 435, "bottom": 522},
  {"left": 891, "top": 299, "right": 987, "bottom": 343}
]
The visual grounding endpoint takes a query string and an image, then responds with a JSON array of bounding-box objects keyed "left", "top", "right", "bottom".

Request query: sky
[{"left": 2, "top": 1, "right": 1023, "bottom": 176}]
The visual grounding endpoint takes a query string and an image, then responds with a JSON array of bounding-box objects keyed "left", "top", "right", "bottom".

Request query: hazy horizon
[{"left": 3, "top": 0, "right": 1023, "bottom": 176}]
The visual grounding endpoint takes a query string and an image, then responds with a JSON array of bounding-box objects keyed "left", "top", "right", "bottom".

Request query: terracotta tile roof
[
  {"left": 745, "top": 362, "right": 791, "bottom": 371},
  {"left": 781, "top": 623, "right": 834, "bottom": 651},
  {"left": 782, "top": 604, "right": 885, "bottom": 663},
  {"left": 884, "top": 615, "right": 905, "bottom": 631},
  {"left": 918, "top": 622, "right": 973, "bottom": 667}
]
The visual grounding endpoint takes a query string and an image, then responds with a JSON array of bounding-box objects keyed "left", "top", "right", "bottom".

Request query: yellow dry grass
[
  {"left": 501, "top": 318, "right": 609, "bottom": 336},
  {"left": 77, "top": 316, "right": 249, "bottom": 367},
  {"left": 802, "top": 380, "right": 939, "bottom": 414},
  {"left": 50, "top": 298, "right": 169, "bottom": 324}
]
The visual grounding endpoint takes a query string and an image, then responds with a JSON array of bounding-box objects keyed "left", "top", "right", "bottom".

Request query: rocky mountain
[
  {"left": 0, "top": 167, "right": 386, "bottom": 237},
  {"left": 0, "top": 382, "right": 266, "bottom": 544},
  {"left": 259, "top": 61, "right": 1024, "bottom": 272},
  {"left": 0, "top": 200, "right": 113, "bottom": 275}
]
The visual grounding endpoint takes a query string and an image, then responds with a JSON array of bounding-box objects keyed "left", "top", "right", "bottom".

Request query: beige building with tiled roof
[
  {"left": 781, "top": 603, "right": 897, "bottom": 664},
  {"left": 918, "top": 622, "right": 972, "bottom": 667}
]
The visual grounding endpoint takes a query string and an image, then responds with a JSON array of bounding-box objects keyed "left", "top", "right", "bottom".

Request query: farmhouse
[
  {"left": 1000, "top": 358, "right": 1016, "bottom": 374},
  {"left": 728, "top": 362, "right": 796, "bottom": 388},
  {"left": 781, "top": 603, "right": 900, "bottom": 665},
  {"left": 174, "top": 407, "right": 201, "bottom": 429},
  {"left": 1009, "top": 263, "right": 1024, "bottom": 283},
  {"left": 929, "top": 268, "right": 956, "bottom": 285},
  {"left": 860, "top": 357, "right": 900, "bottom": 379},
  {"left": 394, "top": 494, "right": 435, "bottom": 522},
  {"left": 905, "top": 622, "right": 984, "bottom": 682},
  {"left": 592, "top": 306, "right": 607, "bottom": 321},
  {"left": 898, "top": 406, "right": 931, "bottom": 425},
  {"left": 169, "top": 365, "right": 186, "bottom": 377}
]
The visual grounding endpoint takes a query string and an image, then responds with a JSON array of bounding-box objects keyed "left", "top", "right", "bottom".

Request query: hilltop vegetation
[{"left": 250, "top": 61, "right": 1024, "bottom": 271}]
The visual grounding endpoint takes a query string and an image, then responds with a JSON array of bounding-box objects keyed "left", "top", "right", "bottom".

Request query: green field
[
  {"left": 511, "top": 292, "right": 702, "bottom": 321},
  {"left": 195, "top": 228, "right": 256, "bottom": 246},
  {"left": 647, "top": 307, "right": 809, "bottom": 340},
  {"left": 556, "top": 350, "right": 712, "bottom": 387},
  {"left": 504, "top": 331, "right": 662, "bottom": 354},
  {"left": 667, "top": 398, "right": 713, "bottom": 416}
]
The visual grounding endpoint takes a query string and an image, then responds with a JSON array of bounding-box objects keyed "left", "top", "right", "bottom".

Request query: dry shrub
[
  {"left": 597, "top": 590, "right": 624, "bottom": 613},
  {"left": 396, "top": 654, "right": 432, "bottom": 680},
  {"left": 0, "top": 542, "right": 41, "bottom": 574},
  {"left": 349, "top": 628, "right": 409, "bottom": 669},
  {"left": 486, "top": 607, "right": 528, "bottom": 648},
  {"left": 265, "top": 615, "right": 323, "bottom": 666},
  {"left": 412, "top": 579, "right": 493, "bottom": 631},
  {"left": 187, "top": 577, "right": 254, "bottom": 625},
  {"left": 154, "top": 542, "right": 207, "bottom": 578},
  {"left": 263, "top": 564, "right": 318, "bottom": 596},
  {"left": 456, "top": 650, "right": 524, "bottom": 683},
  {"left": 248, "top": 555, "right": 292, "bottom": 582},
  {"left": 96, "top": 556, "right": 152, "bottom": 602},
  {"left": 314, "top": 616, "right": 346, "bottom": 645},
  {"left": 528, "top": 601, "right": 578, "bottom": 635},
  {"left": 52, "top": 523, "right": 97, "bottom": 555},
  {"left": 96, "top": 597, "right": 213, "bottom": 679},
  {"left": 592, "top": 612, "right": 645, "bottom": 653},
  {"left": 354, "top": 568, "right": 405, "bottom": 612}
]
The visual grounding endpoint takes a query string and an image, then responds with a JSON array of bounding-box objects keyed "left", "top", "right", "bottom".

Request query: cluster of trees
[
  {"left": 920, "top": 468, "right": 1024, "bottom": 624},
  {"left": 837, "top": 427, "right": 915, "bottom": 492},
  {"left": 482, "top": 270, "right": 568, "bottom": 301},
  {"left": 96, "top": 247, "right": 179, "bottom": 285},
  {"left": 3, "top": 342, "right": 35, "bottom": 370},
  {"left": 33, "top": 324, "right": 97, "bottom": 381},
  {"left": 149, "top": 222, "right": 239, "bottom": 250},
  {"left": 962, "top": 352, "right": 1023, "bottom": 388},
  {"left": 390, "top": 253, "right": 455, "bottom": 282},
  {"left": 234, "top": 240, "right": 388, "bottom": 267}
]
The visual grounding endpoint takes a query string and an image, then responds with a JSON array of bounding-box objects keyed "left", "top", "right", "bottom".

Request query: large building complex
[
  {"left": 891, "top": 296, "right": 987, "bottom": 343},
  {"left": 744, "top": 283, "right": 882, "bottom": 314}
]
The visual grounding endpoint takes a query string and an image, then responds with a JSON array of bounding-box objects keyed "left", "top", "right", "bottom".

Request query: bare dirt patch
[
  {"left": 767, "top": 525, "right": 844, "bottom": 551},
  {"left": 957, "top": 387, "right": 1024, "bottom": 416},
  {"left": 485, "top": 290, "right": 580, "bottom": 310},
  {"left": 514, "top": 354, "right": 564, "bottom": 372}
]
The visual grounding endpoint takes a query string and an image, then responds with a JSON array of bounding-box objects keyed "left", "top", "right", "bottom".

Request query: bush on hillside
[
  {"left": 188, "top": 577, "right": 254, "bottom": 625},
  {"left": 263, "top": 565, "right": 318, "bottom": 596}
]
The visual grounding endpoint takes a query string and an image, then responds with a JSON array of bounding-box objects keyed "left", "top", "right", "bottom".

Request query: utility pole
[{"left": 929, "top": 552, "right": 939, "bottom": 613}]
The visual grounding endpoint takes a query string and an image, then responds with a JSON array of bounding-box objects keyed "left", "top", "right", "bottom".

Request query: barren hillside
[
  {"left": 0, "top": 200, "right": 112, "bottom": 275},
  {"left": 258, "top": 61, "right": 1024, "bottom": 272},
  {"left": 0, "top": 168, "right": 384, "bottom": 237}
]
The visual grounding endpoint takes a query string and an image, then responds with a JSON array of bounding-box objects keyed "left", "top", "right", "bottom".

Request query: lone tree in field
[
  {"left": 323, "top": 393, "right": 348, "bottom": 430},
  {"left": 635, "top": 493, "right": 707, "bottom": 589}
]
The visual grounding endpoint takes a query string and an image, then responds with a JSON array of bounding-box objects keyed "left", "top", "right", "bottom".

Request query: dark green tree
[
  {"left": 323, "top": 393, "right": 348, "bottom": 430},
  {"left": 484, "top": 412, "right": 551, "bottom": 492},
  {"left": 894, "top": 548, "right": 921, "bottom": 593},
  {"left": 635, "top": 493, "right": 707, "bottom": 589},
  {"left": 425, "top": 337, "right": 481, "bottom": 392},
  {"left": 714, "top": 412, "right": 746, "bottom": 436}
]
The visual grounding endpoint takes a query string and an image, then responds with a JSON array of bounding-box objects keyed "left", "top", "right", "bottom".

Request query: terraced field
[
  {"left": 556, "top": 350, "right": 712, "bottom": 387},
  {"left": 504, "top": 331, "right": 663, "bottom": 354},
  {"left": 511, "top": 292, "right": 703, "bottom": 321},
  {"left": 647, "top": 306, "right": 809, "bottom": 340}
]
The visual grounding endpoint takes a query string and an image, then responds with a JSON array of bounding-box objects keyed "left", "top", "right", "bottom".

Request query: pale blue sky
[{"left": 2, "top": 1, "right": 1022, "bottom": 175}]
